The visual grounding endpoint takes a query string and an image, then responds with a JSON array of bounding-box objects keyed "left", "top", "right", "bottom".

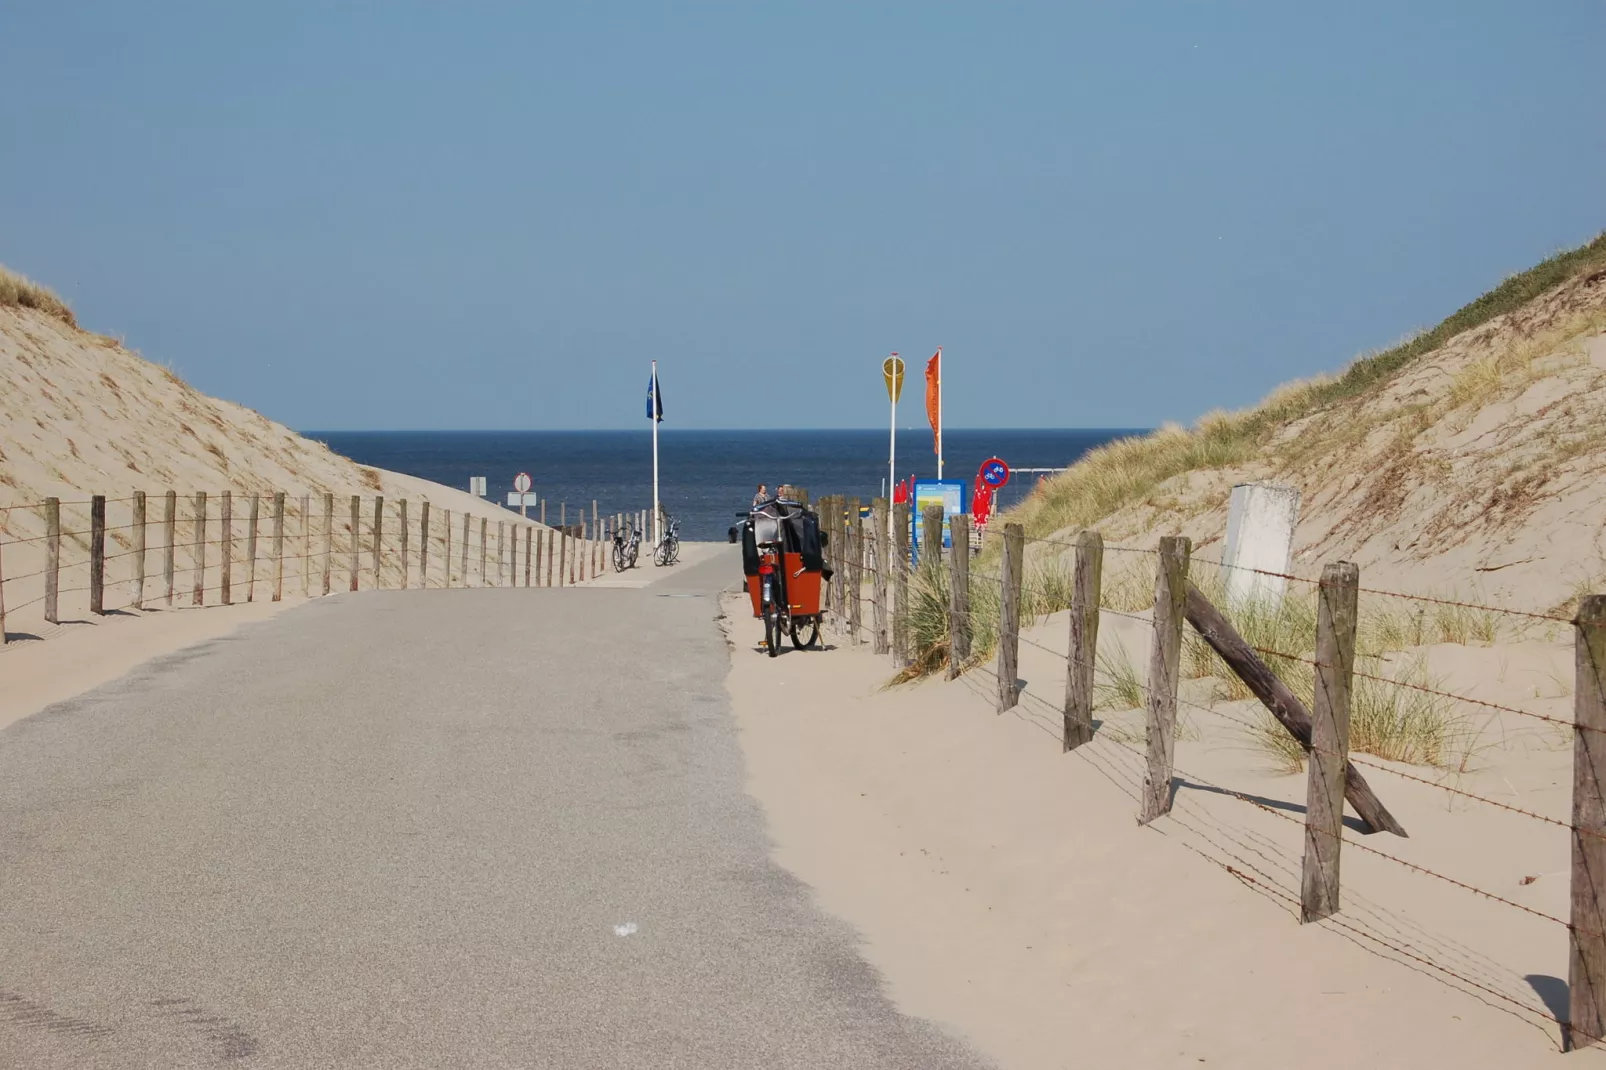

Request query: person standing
[{"left": 752, "top": 483, "right": 769, "bottom": 509}]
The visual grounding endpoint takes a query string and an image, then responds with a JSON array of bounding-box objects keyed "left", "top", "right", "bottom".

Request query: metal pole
[
  {"left": 651, "top": 359, "right": 661, "bottom": 548},
  {"left": 936, "top": 346, "right": 943, "bottom": 479}
]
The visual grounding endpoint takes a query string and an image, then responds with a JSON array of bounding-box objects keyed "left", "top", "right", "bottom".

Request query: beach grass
[{"left": 0, "top": 264, "right": 75, "bottom": 327}]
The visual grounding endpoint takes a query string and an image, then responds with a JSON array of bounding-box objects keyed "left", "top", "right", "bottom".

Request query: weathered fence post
[
  {"left": 478, "top": 517, "right": 488, "bottom": 585},
  {"left": 371, "top": 496, "right": 384, "bottom": 587},
  {"left": 846, "top": 497, "right": 862, "bottom": 643},
  {"left": 871, "top": 498, "right": 890, "bottom": 655},
  {"left": 545, "top": 528, "right": 555, "bottom": 587},
  {"left": 1303, "top": 560, "right": 1359, "bottom": 923},
  {"left": 921, "top": 504, "right": 944, "bottom": 569},
  {"left": 460, "top": 511, "right": 470, "bottom": 587},
  {"left": 592, "top": 501, "right": 600, "bottom": 577},
  {"left": 996, "top": 522, "right": 1025, "bottom": 711},
  {"left": 193, "top": 492, "right": 208, "bottom": 606},
  {"left": 89, "top": 495, "right": 107, "bottom": 615},
  {"left": 525, "top": 527, "right": 532, "bottom": 587},
  {"left": 131, "top": 491, "right": 147, "bottom": 610},
  {"left": 893, "top": 501, "right": 911, "bottom": 667},
  {"left": 948, "top": 513, "right": 971, "bottom": 677},
  {"left": 219, "top": 490, "right": 233, "bottom": 605},
  {"left": 322, "top": 493, "right": 334, "bottom": 596},
  {"left": 1139, "top": 536, "right": 1190, "bottom": 825},
  {"left": 443, "top": 509, "right": 452, "bottom": 587},
  {"left": 272, "top": 492, "right": 285, "bottom": 601},
  {"left": 1570, "top": 594, "right": 1606, "bottom": 1049},
  {"left": 559, "top": 526, "right": 569, "bottom": 587},
  {"left": 1065, "top": 530, "right": 1103, "bottom": 750},
  {"left": 348, "top": 495, "right": 360, "bottom": 592},
  {"left": 420, "top": 501, "right": 430, "bottom": 589},
  {"left": 246, "top": 493, "right": 260, "bottom": 602},
  {"left": 44, "top": 496, "right": 60, "bottom": 623},
  {"left": 824, "top": 496, "right": 841, "bottom": 623},
  {"left": 163, "top": 491, "right": 176, "bottom": 606},
  {"left": 400, "top": 500, "right": 410, "bottom": 589},
  {"left": 498, "top": 521, "right": 507, "bottom": 586},
  {"left": 301, "top": 495, "right": 311, "bottom": 597}
]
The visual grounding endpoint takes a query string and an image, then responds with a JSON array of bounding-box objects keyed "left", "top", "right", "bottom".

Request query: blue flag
[{"left": 646, "top": 371, "right": 664, "bottom": 422}]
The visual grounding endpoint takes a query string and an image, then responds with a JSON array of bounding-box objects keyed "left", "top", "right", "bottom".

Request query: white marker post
[{"left": 513, "top": 472, "right": 533, "bottom": 519}]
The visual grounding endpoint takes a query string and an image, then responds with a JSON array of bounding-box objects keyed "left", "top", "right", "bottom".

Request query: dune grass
[{"left": 0, "top": 264, "right": 75, "bottom": 326}]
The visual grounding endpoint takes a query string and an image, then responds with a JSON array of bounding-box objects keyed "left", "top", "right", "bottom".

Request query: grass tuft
[{"left": 0, "top": 263, "right": 76, "bottom": 326}]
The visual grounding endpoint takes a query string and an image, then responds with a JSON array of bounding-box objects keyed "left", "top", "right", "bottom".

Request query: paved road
[{"left": 0, "top": 548, "right": 988, "bottom": 1069}]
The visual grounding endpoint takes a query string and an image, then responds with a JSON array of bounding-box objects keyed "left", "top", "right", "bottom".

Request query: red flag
[{"left": 924, "top": 349, "right": 941, "bottom": 456}]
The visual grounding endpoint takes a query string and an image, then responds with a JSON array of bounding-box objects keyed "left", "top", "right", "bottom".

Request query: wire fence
[{"left": 801, "top": 495, "right": 1606, "bottom": 1051}]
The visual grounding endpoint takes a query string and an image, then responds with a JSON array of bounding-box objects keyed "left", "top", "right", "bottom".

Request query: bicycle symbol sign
[{"left": 979, "top": 458, "right": 1010, "bottom": 488}]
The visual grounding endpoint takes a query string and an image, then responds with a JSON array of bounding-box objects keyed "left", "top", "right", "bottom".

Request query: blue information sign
[{"left": 910, "top": 479, "right": 970, "bottom": 565}]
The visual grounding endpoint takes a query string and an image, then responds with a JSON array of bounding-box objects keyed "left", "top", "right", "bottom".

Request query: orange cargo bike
[{"left": 728, "top": 496, "right": 831, "bottom": 657}]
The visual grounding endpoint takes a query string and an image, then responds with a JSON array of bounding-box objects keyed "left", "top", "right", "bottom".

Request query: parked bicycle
[
  {"left": 612, "top": 520, "right": 641, "bottom": 572},
  {"left": 652, "top": 515, "right": 681, "bottom": 567}
]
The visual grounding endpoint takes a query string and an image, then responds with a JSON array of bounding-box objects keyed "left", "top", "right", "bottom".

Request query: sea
[{"left": 305, "top": 429, "right": 1145, "bottom": 542}]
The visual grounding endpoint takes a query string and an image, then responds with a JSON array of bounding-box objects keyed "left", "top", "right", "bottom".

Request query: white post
[
  {"left": 936, "top": 346, "right": 944, "bottom": 479},
  {"left": 889, "top": 395, "right": 897, "bottom": 520},
  {"left": 651, "top": 360, "right": 661, "bottom": 548}
]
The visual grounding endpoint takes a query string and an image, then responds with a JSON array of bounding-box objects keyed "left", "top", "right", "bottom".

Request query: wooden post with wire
[
  {"left": 400, "top": 500, "right": 410, "bottom": 589},
  {"left": 246, "top": 493, "right": 260, "bottom": 602},
  {"left": 420, "top": 501, "right": 430, "bottom": 589},
  {"left": 219, "top": 491, "right": 232, "bottom": 606},
  {"left": 193, "top": 492, "right": 208, "bottom": 606},
  {"left": 525, "top": 526, "right": 532, "bottom": 587},
  {"left": 460, "top": 512, "right": 470, "bottom": 587},
  {"left": 996, "top": 522, "right": 1025, "bottom": 711},
  {"left": 1064, "top": 530, "right": 1102, "bottom": 750},
  {"left": 921, "top": 504, "right": 943, "bottom": 571},
  {"left": 559, "top": 526, "right": 568, "bottom": 587},
  {"left": 301, "top": 495, "right": 311, "bottom": 597},
  {"left": 348, "top": 495, "right": 360, "bottom": 592},
  {"left": 44, "top": 497, "right": 61, "bottom": 623},
  {"left": 131, "top": 491, "right": 147, "bottom": 610},
  {"left": 498, "top": 522, "right": 506, "bottom": 586},
  {"left": 371, "top": 496, "right": 384, "bottom": 587},
  {"left": 479, "top": 517, "right": 487, "bottom": 585},
  {"left": 89, "top": 495, "right": 107, "bottom": 615},
  {"left": 545, "top": 528, "right": 555, "bottom": 588},
  {"left": 163, "top": 491, "right": 176, "bottom": 606},
  {"left": 321, "top": 493, "right": 334, "bottom": 596},
  {"left": 893, "top": 501, "right": 911, "bottom": 667},
  {"left": 948, "top": 513, "right": 971, "bottom": 677},
  {"left": 1302, "top": 560, "right": 1358, "bottom": 923},
  {"left": 1139, "top": 535, "right": 1189, "bottom": 825},
  {"left": 871, "top": 498, "right": 889, "bottom": 655},
  {"left": 1570, "top": 593, "right": 1606, "bottom": 1050},
  {"left": 846, "top": 497, "right": 862, "bottom": 643},
  {"left": 272, "top": 492, "right": 285, "bottom": 601}
]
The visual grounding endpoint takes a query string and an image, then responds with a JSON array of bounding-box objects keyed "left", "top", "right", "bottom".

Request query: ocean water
[{"left": 306, "top": 429, "right": 1145, "bottom": 541}]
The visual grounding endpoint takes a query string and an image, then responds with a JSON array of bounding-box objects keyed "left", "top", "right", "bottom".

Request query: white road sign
[{"left": 514, "top": 472, "right": 533, "bottom": 494}]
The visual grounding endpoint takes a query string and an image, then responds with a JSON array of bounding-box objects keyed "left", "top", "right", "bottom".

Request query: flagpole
[{"left": 651, "top": 360, "right": 660, "bottom": 548}]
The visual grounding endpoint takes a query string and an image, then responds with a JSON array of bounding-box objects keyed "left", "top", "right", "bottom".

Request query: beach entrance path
[{"left": 0, "top": 547, "right": 986, "bottom": 1069}]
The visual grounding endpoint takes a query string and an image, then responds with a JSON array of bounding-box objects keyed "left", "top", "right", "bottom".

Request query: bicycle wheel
[
  {"left": 628, "top": 542, "right": 639, "bottom": 568},
  {"left": 612, "top": 544, "right": 626, "bottom": 573},
  {"left": 790, "top": 617, "right": 820, "bottom": 650},
  {"left": 652, "top": 540, "right": 668, "bottom": 567},
  {"left": 763, "top": 605, "right": 782, "bottom": 657},
  {"left": 665, "top": 536, "right": 679, "bottom": 565}
]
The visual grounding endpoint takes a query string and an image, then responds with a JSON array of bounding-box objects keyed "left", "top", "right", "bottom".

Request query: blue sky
[{"left": 2, "top": 2, "right": 1600, "bottom": 431}]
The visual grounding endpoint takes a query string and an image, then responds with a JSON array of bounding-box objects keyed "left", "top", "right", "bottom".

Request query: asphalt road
[{"left": 0, "top": 547, "right": 988, "bottom": 1069}]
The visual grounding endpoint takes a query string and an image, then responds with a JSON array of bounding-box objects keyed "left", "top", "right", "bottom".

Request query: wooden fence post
[
  {"left": 272, "top": 492, "right": 285, "bottom": 601},
  {"left": 535, "top": 524, "right": 545, "bottom": 586},
  {"left": 460, "top": 511, "right": 470, "bottom": 586},
  {"left": 301, "top": 495, "right": 311, "bottom": 597},
  {"left": 400, "top": 500, "right": 410, "bottom": 589},
  {"left": 1065, "top": 530, "right": 1102, "bottom": 750},
  {"left": 89, "top": 495, "right": 107, "bottom": 615},
  {"left": 193, "top": 492, "right": 207, "bottom": 606},
  {"left": 246, "top": 493, "right": 260, "bottom": 602},
  {"left": 921, "top": 504, "right": 943, "bottom": 571},
  {"left": 1570, "top": 594, "right": 1606, "bottom": 1049},
  {"left": 559, "top": 527, "right": 568, "bottom": 587},
  {"left": 420, "top": 501, "right": 430, "bottom": 589},
  {"left": 846, "top": 497, "right": 862, "bottom": 643},
  {"left": 525, "top": 526, "right": 532, "bottom": 587},
  {"left": 1139, "top": 536, "right": 1190, "bottom": 825},
  {"left": 219, "top": 491, "right": 233, "bottom": 605},
  {"left": 819, "top": 496, "right": 837, "bottom": 621},
  {"left": 1303, "top": 560, "right": 1359, "bottom": 923},
  {"left": 498, "top": 522, "right": 506, "bottom": 586},
  {"left": 0, "top": 537, "right": 7, "bottom": 643},
  {"left": 871, "top": 498, "right": 889, "bottom": 655},
  {"left": 44, "top": 497, "right": 60, "bottom": 623},
  {"left": 948, "top": 513, "right": 971, "bottom": 677},
  {"left": 371, "top": 495, "right": 384, "bottom": 587},
  {"left": 348, "top": 495, "right": 360, "bottom": 592},
  {"left": 592, "top": 500, "right": 600, "bottom": 578},
  {"left": 443, "top": 509, "right": 452, "bottom": 587},
  {"left": 131, "top": 491, "right": 147, "bottom": 610},
  {"left": 322, "top": 493, "right": 334, "bottom": 596},
  {"left": 893, "top": 501, "right": 911, "bottom": 667},
  {"left": 163, "top": 491, "right": 176, "bottom": 606},
  {"left": 996, "top": 522, "right": 1025, "bottom": 711},
  {"left": 545, "top": 528, "right": 554, "bottom": 587},
  {"left": 479, "top": 517, "right": 487, "bottom": 585}
]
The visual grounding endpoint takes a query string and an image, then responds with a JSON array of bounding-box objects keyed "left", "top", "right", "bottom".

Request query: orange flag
[{"left": 924, "top": 348, "right": 941, "bottom": 456}]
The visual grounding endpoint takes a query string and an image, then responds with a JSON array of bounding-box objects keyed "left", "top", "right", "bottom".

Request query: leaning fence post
[
  {"left": 1139, "top": 535, "right": 1190, "bottom": 825},
  {"left": 947, "top": 513, "right": 971, "bottom": 675},
  {"left": 131, "top": 491, "right": 147, "bottom": 610},
  {"left": 371, "top": 495, "right": 384, "bottom": 587},
  {"left": 420, "top": 501, "right": 430, "bottom": 589},
  {"left": 996, "top": 522, "right": 1025, "bottom": 711},
  {"left": 246, "top": 493, "right": 260, "bottom": 602},
  {"left": 163, "top": 491, "right": 176, "bottom": 606},
  {"left": 219, "top": 490, "right": 233, "bottom": 606},
  {"left": 90, "top": 495, "right": 107, "bottom": 615},
  {"left": 1065, "top": 530, "right": 1103, "bottom": 750},
  {"left": 348, "top": 495, "right": 360, "bottom": 592},
  {"left": 893, "top": 501, "right": 911, "bottom": 667},
  {"left": 44, "top": 497, "right": 60, "bottom": 623},
  {"left": 1302, "top": 560, "right": 1359, "bottom": 923},
  {"left": 1570, "top": 594, "right": 1606, "bottom": 1049},
  {"left": 193, "top": 491, "right": 208, "bottom": 606},
  {"left": 871, "top": 498, "right": 890, "bottom": 655},
  {"left": 272, "top": 492, "right": 285, "bottom": 601},
  {"left": 400, "top": 500, "right": 410, "bottom": 589}
]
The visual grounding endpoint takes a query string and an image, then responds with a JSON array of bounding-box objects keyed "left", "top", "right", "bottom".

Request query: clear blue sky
[{"left": 2, "top": 2, "right": 1600, "bottom": 431}]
